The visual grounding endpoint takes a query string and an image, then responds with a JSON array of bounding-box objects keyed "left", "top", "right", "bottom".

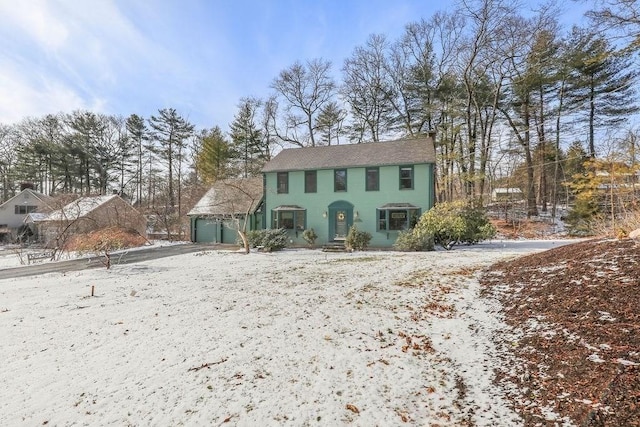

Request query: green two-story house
[{"left": 261, "top": 136, "right": 436, "bottom": 248}]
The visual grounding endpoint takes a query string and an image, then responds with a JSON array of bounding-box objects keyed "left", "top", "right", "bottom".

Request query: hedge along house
[
  {"left": 188, "top": 177, "right": 264, "bottom": 244},
  {"left": 261, "top": 136, "right": 436, "bottom": 248}
]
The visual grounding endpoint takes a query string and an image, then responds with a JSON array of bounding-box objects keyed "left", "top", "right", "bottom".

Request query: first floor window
[
  {"left": 272, "top": 208, "right": 305, "bottom": 230},
  {"left": 389, "top": 210, "right": 409, "bottom": 230},
  {"left": 376, "top": 205, "right": 420, "bottom": 231},
  {"left": 378, "top": 209, "right": 387, "bottom": 231}
]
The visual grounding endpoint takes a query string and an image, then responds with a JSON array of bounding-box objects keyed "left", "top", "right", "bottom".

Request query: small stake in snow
[{"left": 91, "top": 285, "right": 95, "bottom": 297}]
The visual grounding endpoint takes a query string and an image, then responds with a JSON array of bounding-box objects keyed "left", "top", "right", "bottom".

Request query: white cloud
[
  {"left": 0, "top": 0, "right": 69, "bottom": 51},
  {"left": 0, "top": 0, "right": 177, "bottom": 123},
  {"left": 0, "top": 64, "right": 89, "bottom": 123},
  {"left": 0, "top": 0, "right": 449, "bottom": 131}
]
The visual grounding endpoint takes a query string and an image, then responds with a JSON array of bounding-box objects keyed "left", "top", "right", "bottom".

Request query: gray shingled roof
[
  {"left": 45, "top": 195, "right": 118, "bottom": 221},
  {"left": 262, "top": 137, "right": 435, "bottom": 173}
]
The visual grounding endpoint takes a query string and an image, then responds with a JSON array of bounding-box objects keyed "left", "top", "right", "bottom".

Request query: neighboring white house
[
  {"left": 0, "top": 187, "right": 51, "bottom": 242},
  {"left": 491, "top": 187, "right": 524, "bottom": 203}
]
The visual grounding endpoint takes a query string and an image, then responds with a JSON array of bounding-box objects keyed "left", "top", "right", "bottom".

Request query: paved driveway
[{"left": 0, "top": 244, "right": 220, "bottom": 280}]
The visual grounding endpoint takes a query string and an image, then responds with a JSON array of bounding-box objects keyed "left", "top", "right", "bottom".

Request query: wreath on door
[{"left": 337, "top": 212, "right": 345, "bottom": 221}]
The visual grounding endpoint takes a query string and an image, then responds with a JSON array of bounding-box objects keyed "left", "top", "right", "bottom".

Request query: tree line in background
[{"left": 0, "top": 0, "right": 639, "bottom": 238}]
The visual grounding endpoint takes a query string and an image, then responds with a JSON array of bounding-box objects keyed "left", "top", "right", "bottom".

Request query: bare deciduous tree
[
  {"left": 270, "top": 58, "right": 336, "bottom": 147},
  {"left": 0, "top": 124, "right": 18, "bottom": 200},
  {"left": 341, "top": 34, "right": 394, "bottom": 143},
  {"left": 586, "top": 0, "right": 640, "bottom": 52}
]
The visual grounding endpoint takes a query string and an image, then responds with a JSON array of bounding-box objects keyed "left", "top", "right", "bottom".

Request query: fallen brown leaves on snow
[
  {"left": 481, "top": 238, "right": 640, "bottom": 426},
  {"left": 345, "top": 404, "right": 359, "bottom": 414}
]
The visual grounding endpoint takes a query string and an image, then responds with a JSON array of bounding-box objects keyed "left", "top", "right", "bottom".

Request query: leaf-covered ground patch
[{"left": 481, "top": 238, "right": 640, "bottom": 426}]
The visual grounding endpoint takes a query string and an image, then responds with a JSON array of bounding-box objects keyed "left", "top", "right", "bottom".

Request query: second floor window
[
  {"left": 15, "top": 205, "right": 38, "bottom": 214},
  {"left": 334, "top": 169, "right": 347, "bottom": 192},
  {"left": 366, "top": 167, "right": 379, "bottom": 191},
  {"left": 305, "top": 170, "right": 317, "bottom": 193},
  {"left": 399, "top": 166, "right": 414, "bottom": 189},
  {"left": 277, "top": 172, "right": 289, "bottom": 194}
]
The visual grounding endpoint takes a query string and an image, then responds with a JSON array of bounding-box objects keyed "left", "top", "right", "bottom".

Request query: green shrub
[
  {"left": 345, "top": 225, "right": 372, "bottom": 251},
  {"left": 413, "top": 201, "right": 495, "bottom": 250},
  {"left": 566, "top": 198, "right": 600, "bottom": 236},
  {"left": 243, "top": 228, "right": 289, "bottom": 252},
  {"left": 302, "top": 228, "right": 318, "bottom": 247},
  {"left": 244, "top": 230, "right": 262, "bottom": 248},
  {"left": 461, "top": 201, "right": 497, "bottom": 243},
  {"left": 393, "top": 230, "right": 435, "bottom": 251}
]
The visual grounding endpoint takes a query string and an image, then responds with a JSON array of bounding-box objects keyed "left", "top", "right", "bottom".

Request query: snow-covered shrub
[
  {"left": 244, "top": 228, "right": 288, "bottom": 252},
  {"left": 345, "top": 225, "right": 371, "bottom": 251},
  {"left": 302, "top": 228, "right": 318, "bottom": 248},
  {"left": 393, "top": 230, "right": 434, "bottom": 251},
  {"left": 412, "top": 201, "right": 495, "bottom": 250}
]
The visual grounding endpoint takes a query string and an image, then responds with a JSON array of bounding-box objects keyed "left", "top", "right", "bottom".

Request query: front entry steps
[{"left": 322, "top": 243, "right": 347, "bottom": 252}]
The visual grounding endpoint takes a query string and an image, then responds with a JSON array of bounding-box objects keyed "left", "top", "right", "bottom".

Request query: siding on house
[
  {"left": 262, "top": 137, "right": 436, "bottom": 248},
  {"left": 0, "top": 188, "right": 51, "bottom": 241}
]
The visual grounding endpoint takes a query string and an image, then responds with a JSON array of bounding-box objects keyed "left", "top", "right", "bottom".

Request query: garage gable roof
[{"left": 188, "top": 177, "right": 263, "bottom": 217}]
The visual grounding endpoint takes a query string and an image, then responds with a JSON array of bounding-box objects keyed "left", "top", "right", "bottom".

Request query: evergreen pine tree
[
  {"left": 148, "top": 108, "right": 194, "bottom": 209},
  {"left": 195, "top": 127, "right": 231, "bottom": 184},
  {"left": 315, "top": 101, "right": 345, "bottom": 145},
  {"left": 566, "top": 27, "right": 639, "bottom": 157},
  {"left": 229, "top": 98, "right": 265, "bottom": 177},
  {"left": 126, "top": 114, "right": 148, "bottom": 205}
]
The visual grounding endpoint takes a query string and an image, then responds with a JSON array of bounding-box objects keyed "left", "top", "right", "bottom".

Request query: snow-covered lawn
[{"left": 0, "top": 240, "right": 571, "bottom": 426}]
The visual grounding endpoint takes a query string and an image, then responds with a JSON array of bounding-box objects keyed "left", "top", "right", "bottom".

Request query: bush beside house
[
  {"left": 395, "top": 201, "right": 495, "bottom": 251},
  {"left": 244, "top": 228, "right": 289, "bottom": 252},
  {"left": 345, "top": 225, "right": 372, "bottom": 251}
]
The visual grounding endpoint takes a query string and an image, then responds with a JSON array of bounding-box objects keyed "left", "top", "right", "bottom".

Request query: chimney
[{"left": 20, "top": 182, "right": 35, "bottom": 191}]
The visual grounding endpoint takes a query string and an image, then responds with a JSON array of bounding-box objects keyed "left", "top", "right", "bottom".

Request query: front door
[
  {"left": 327, "top": 200, "right": 354, "bottom": 242},
  {"left": 334, "top": 210, "right": 348, "bottom": 240}
]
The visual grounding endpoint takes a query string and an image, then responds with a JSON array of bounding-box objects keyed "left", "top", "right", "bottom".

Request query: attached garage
[
  {"left": 192, "top": 217, "right": 220, "bottom": 243},
  {"left": 191, "top": 216, "right": 260, "bottom": 244},
  {"left": 188, "top": 178, "right": 264, "bottom": 244}
]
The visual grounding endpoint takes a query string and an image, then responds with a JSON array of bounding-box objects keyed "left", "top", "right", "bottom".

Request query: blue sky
[{"left": 0, "top": 0, "right": 590, "bottom": 132}]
